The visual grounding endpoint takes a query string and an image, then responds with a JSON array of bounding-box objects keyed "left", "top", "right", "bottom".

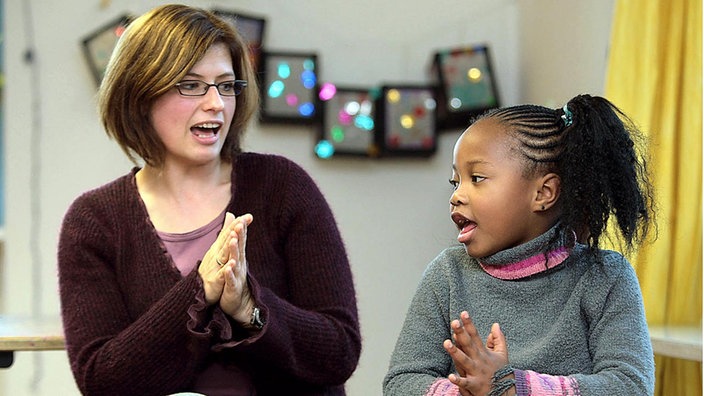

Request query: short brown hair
[{"left": 98, "top": 4, "right": 260, "bottom": 166}]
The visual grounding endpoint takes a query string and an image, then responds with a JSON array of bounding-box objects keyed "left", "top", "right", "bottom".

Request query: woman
[{"left": 58, "top": 5, "right": 360, "bottom": 395}]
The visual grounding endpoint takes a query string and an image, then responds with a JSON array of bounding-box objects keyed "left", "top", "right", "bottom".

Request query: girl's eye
[
  {"left": 471, "top": 175, "right": 486, "bottom": 183},
  {"left": 448, "top": 179, "right": 459, "bottom": 190}
]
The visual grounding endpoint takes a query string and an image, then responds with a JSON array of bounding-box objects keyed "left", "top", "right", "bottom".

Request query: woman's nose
[{"left": 203, "top": 86, "right": 225, "bottom": 110}]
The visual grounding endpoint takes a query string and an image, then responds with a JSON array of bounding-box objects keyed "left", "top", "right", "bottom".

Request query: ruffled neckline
[{"left": 478, "top": 224, "right": 576, "bottom": 280}]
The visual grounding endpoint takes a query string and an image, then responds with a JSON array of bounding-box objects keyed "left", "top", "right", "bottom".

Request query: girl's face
[
  {"left": 449, "top": 117, "right": 546, "bottom": 258},
  {"left": 150, "top": 43, "right": 236, "bottom": 168}
]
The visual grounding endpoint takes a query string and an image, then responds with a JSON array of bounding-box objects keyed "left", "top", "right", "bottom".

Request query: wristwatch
[{"left": 248, "top": 306, "right": 264, "bottom": 330}]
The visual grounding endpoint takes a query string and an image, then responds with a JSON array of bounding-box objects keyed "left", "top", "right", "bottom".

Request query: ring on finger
[{"left": 216, "top": 257, "right": 227, "bottom": 266}]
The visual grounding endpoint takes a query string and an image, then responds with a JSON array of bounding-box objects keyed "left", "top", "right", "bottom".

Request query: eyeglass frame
[{"left": 174, "top": 79, "right": 248, "bottom": 97}]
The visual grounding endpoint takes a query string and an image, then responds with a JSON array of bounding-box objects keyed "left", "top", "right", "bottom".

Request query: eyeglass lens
[{"left": 176, "top": 80, "right": 247, "bottom": 96}]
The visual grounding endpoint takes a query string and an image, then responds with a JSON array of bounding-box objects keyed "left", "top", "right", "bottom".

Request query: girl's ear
[{"left": 533, "top": 173, "right": 560, "bottom": 212}]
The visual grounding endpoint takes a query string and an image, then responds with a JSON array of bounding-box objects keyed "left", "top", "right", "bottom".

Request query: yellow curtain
[{"left": 605, "top": 0, "right": 702, "bottom": 395}]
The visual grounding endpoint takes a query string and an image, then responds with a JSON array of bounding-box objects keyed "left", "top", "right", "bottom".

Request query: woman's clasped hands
[
  {"left": 199, "top": 212, "right": 255, "bottom": 326},
  {"left": 443, "top": 311, "right": 514, "bottom": 396}
]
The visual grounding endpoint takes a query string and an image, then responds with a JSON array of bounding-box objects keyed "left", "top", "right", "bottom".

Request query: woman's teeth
[{"left": 192, "top": 123, "right": 219, "bottom": 137}]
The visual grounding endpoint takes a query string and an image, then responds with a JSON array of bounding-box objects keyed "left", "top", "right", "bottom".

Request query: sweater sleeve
[
  {"left": 567, "top": 253, "right": 655, "bottom": 395},
  {"left": 212, "top": 156, "right": 361, "bottom": 387},
  {"left": 384, "top": 252, "right": 456, "bottom": 395},
  {"left": 58, "top": 189, "right": 213, "bottom": 396},
  {"left": 515, "top": 253, "right": 654, "bottom": 396}
]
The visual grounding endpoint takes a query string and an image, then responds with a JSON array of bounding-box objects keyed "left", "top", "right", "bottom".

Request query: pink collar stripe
[{"left": 480, "top": 247, "right": 571, "bottom": 280}]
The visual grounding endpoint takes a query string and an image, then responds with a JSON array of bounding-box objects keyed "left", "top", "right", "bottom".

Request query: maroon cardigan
[{"left": 58, "top": 153, "right": 361, "bottom": 395}]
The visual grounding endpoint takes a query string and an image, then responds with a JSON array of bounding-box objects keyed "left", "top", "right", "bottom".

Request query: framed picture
[
  {"left": 212, "top": 9, "right": 266, "bottom": 71},
  {"left": 259, "top": 51, "right": 319, "bottom": 124},
  {"left": 375, "top": 85, "right": 437, "bottom": 157},
  {"left": 432, "top": 44, "right": 500, "bottom": 130},
  {"left": 82, "top": 15, "right": 132, "bottom": 86},
  {"left": 315, "top": 84, "right": 380, "bottom": 158}
]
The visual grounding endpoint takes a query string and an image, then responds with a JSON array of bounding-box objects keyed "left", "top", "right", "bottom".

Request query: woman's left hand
[
  {"left": 443, "top": 311, "right": 512, "bottom": 396},
  {"left": 199, "top": 212, "right": 237, "bottom": 305},
  {"left": 219, "top": 213, "right": 255, "bottom": 325}
]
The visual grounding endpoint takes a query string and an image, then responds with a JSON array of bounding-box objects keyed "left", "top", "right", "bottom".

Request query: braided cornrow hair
[{"left": 478, "top": 94, "right": 656, "bottom": 256}]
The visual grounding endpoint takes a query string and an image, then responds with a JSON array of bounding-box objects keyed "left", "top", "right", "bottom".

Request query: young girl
[{"left": 384, "top": 94, "right": 656, "bottom": 395}]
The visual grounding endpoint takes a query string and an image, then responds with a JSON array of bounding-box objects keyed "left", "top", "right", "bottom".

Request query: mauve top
[{"left": 158, "top": 210, "right": 255, "bottom": 395}]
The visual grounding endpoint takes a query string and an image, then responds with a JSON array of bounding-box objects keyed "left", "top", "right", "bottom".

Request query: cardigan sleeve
[{"left": 58, "top": 189, "right": 213, "bottom": 395}]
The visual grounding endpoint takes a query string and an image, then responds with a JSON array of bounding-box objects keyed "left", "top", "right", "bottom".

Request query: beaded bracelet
[
  {"left": 488, "top": 378, "right": 516, "bottom": 396},
  {"left": 488, "top": 365, "right": 515, "bottom": 396}
]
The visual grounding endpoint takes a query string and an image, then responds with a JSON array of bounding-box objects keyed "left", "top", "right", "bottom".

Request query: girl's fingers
[{"left": 460, "top": 311, "right": 484, "bottom": 349}]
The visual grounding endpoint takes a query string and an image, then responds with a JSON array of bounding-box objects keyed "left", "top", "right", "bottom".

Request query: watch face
[{"left": 251, "top": 307, "right": 264, "bottom": 329}]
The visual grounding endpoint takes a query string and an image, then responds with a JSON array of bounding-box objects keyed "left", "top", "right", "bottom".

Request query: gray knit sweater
[{"left": 383, "top": 228, "right": 654, "bottom": 395}]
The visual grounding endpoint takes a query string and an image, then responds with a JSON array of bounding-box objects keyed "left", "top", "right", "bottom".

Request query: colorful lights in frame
[
  {"left": 82, "top": 15, "right": 132, "bottom": 86},
  {"left": 433, "top": 45, "right": 500, "bottom": 130},
  {"left": 316, "top": 85, "right": 379, "bottom": 158},
  {"left": 260, "top": 51, "right": 319, "bottom": 124},
  {"left": 376, "top": 85, "right": 437, "bottom": 157},
  {"left": 212, "top": 9, "right": 266, "bottom": 71}
]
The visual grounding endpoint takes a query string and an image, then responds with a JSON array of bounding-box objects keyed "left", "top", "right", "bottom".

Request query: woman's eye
[
  {"left": 448, "top": 179, "right": 459, "bottom": 190},
  {"left": 179, "top": 81, "right": 200, "bottom": 90},
  {"left": 471, "top": 175, "right": 486, "bottom": 183},
  {"left": 219, "top": 81, "right": 235, "bottom": 92}
]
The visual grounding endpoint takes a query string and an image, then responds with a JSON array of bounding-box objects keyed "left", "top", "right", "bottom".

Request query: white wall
[{"left": 1, "top": 0, "right": 613, "bottom": 395}]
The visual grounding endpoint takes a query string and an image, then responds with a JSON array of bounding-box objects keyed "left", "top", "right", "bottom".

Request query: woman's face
[
  {"left": 449, "top": 117, "right": 546, "bottom": 258},
  {"left": 150, "top": 43, "right": 236, "bottom": 168}
]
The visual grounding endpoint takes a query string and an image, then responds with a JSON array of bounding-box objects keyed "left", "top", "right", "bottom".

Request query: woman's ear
[{"left": 533, "top": 173, "right": 560, "bottom": 212}]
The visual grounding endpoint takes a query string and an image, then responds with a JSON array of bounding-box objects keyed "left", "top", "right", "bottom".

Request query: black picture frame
[
  {"left": 211, "top": 9, "right": 266, "bottom": 71},
  {"left": 81, "top": 15, "right": 132, "bottom": 86},
  {"left": 375, "top": 85, "right": 437, "bottom": 157},
  {"left": 315, "top": 85, "right": 380, "bottom": 158},
  {"left": 259, "top": 51, "right": 319, "bottom": 124},
  {"left": 432, "top": 44, "right": 500, "bottom": 130}
]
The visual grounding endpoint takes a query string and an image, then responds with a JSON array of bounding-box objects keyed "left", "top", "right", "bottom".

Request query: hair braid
[{"left": 477, "top": 95, "right": 655, "bottom": 254}]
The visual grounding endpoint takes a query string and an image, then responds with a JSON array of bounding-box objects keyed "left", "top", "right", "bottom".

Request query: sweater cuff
[
  {"left": 211, "top": 274, "right": 266, "bottom": 351},
  {"left": 514, "top": 369, "right": 529, "bottom": 396},
  {"left": 186, "top": 269, "right": 226, "bottom": 340},
  {"left": 425, "top": 378, "right": 461, "bottom": 396},
  {"left": 514, "top": 369, "right": 581, "bottom": 396}
]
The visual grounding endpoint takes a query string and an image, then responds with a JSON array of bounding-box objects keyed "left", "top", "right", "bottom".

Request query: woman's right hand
[{"left": 199, "top": 212, "right": 238, "bottom": 305}]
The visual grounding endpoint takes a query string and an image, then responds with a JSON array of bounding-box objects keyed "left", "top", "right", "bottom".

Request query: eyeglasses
[{"left": 174, "top": 79, "right": 247, "bottom": 97}]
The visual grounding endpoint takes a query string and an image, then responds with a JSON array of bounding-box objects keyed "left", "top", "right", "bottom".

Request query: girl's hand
[
  {"left": 199, "top": 212, "right": 237, "bottom": 305},
  {"left": 443, "top": 311, "right": 512, "bottom": 396},
  {"left": 218, "top": 214, "right": 255, "bottom": 325}
]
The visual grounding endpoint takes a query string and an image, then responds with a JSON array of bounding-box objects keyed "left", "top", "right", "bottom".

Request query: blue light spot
[
  {"left": 303, "top": 59, "right": 315, "bottom": 71},
  {"left": 298, "top": 102, "right": 315, "bottom": 117},
  {"left": 315, "top": 140, "right": 334, "bottom": 159},
  {"left": 277, "top": 63, "right": 291, "bottom": 79},
  {"left": 268, "top": 80, "right": 285, "bottom": 98},
  {"left": 354, "top": 115, "right": 374, "bottom": 131},
  {"left": 301, "top": 70, "right": 317, "bottom": 89}
]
